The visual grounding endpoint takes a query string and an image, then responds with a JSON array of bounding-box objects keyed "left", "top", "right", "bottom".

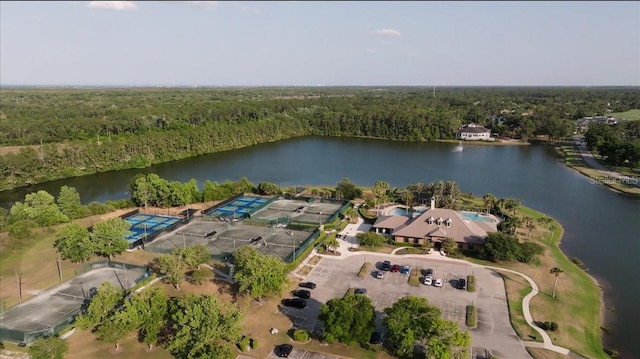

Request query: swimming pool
[
  {"left": 459, "top": 211, "right": 496, "bottom": 223},
  {"left": 388, "top": 207, "right": 427, "bottom": 216}
]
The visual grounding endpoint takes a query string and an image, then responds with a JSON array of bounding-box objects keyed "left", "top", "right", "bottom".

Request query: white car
[
  {"left": 434, "top": 278, "right": 443, "bottom": 287},
  {"left": 376, "top": 271, "right": 384, "bottom": 279},
  {"left": 423, "top": 277, "right": 433, "bottom": 286}
]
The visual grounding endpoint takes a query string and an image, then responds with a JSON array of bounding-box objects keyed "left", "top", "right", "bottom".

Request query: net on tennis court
[{"left": 54, "top": 292, "right": 85, "bottom": 302}]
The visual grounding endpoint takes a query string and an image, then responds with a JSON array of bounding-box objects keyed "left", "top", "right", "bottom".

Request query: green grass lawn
[{"left": 608, "top": 109, "right": 640, "bottom": 121}]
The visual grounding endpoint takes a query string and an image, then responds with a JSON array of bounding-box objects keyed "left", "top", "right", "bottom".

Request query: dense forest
[{"left": 1, "top": 86, "right": 638, "bottom": 191}]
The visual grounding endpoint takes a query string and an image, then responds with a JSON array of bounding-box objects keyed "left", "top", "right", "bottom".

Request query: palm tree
[
  {"left": 373, "top": 180, "right": 390, "bottom": 211},
  {"left": 325, "top": 236, "right": 339, "bottom": 254},
  {"left": 483, "top": 193, "right": 496, "bottom": 214},
  {"left": 523, "top": 217, "right": 534, "bottom": 238},
  {"left": 550, "top": 267, "right": 564, "bottom": 299}
]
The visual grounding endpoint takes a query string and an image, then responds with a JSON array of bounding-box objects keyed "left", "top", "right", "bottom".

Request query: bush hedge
[
  {"left": 250, "top": 338, "right": 258, "bottom": 350},
  {"left": 293, "top": 329, "right": 309, "bottom": 342},
  {"left": 466, "top": 305, "right": 477, "bottom": 328},
  {"left": 467, "top": 275, "right": 476, "bottom": 292},
  {"left": 358, "top": 262, "right": 372, "bottom": 278},
  {"left": 238, "top": 336, "right": 250, "bottom": 351}
]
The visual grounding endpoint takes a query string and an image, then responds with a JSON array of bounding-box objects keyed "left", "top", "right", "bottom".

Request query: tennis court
[
  {"left": 203, "top": 195, "right": 270, "bottom": 219},
  {"left": 145, "top": 218, "right": 312, "bottom": 262},
  {"left": 0, "top": 263, "right": 148, "bottom": 344},
  {"left": 124, "top": 213, "right": 182, "bottom": 243},
  {"left": 250, "top": 198, "right": 343, "bottom": 225}
]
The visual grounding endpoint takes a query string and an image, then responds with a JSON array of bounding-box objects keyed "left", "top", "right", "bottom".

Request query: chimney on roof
[{"left": 430, "top": 197, "right": 435, "bottom": 210}]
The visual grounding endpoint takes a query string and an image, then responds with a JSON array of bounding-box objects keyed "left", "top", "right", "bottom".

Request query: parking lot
[{"left": 283, "top": 254, "right": 530, "bottom": 359}]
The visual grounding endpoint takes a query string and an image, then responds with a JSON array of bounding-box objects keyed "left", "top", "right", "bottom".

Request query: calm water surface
[{"left": 2, "top": 136, "right": 639, "bottom": 357}]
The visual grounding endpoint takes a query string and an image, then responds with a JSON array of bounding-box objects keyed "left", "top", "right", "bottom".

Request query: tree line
[
  {"left": 2, "top": 87, "right": 638, "bottom": 191},
  {"left": 584, "top": 122, "right": 640, "bottom": 167}
]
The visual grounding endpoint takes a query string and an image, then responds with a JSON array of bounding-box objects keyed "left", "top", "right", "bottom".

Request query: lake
[{"left": 2, "top": 136, "right": 639, "bottom": 357}]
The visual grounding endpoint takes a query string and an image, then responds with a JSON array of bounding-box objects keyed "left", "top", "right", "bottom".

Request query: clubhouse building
[{"left": 371, "top": 199, "right": 499, "bottom": 251}]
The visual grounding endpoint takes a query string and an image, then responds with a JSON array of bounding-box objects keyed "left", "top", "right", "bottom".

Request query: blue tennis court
[
  {"left": 204, "top": 195, "right": 270, "bottom": 219},
  {"left": 125, "top": 213, "right": 182, "bottom": 243}
]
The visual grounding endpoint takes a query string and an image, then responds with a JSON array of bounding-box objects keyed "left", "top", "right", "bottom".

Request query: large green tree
[
  {"left": 482, "top": 232, "right": 521, "bottom": 262},
  {"left": 10, "top": 190, "right": 69, "bottom": 226},
  {"left": 318, "top": 293, "right": 376, "bottom": 344},
  {"left": 91, "top": 217, "right": 131, "bottom": 260},
  {"left": 53, "top": 223, "right": 93, "bottom": 263},
  {"left": 57, "top": 186, "right": 85, "bottom": 220},
  {"left": 384, "top": 296, "right": 442, "bottom": 356},
  {"left": 335, "top": 177, "right": 362, "bottom": 200},
  {"left": 384, "top": 296, "right": 470, "bottom": 358},
  {"left": 167, "top": 294, "right": 243, "bottom": 359},
  {"left": 28, "top": 336, "right": 69, "bottom": 359},
  {"left": 126, "top": 287, "right": 169, "bottom": 350},
  {"left": 155, "top": 253, "right": 187, "bottom": 290},
  {"left": 95, "top": 310, "right": 136, "bottom": 351},
  {"left": 75, "top": 282, "right": 123, "bottom": 331},
  {"left": 233, "top": 246, "right": 289, "bottom": 300}
]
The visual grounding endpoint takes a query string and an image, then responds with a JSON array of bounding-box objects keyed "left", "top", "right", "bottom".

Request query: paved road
[{"left": 573, "top": 137, "right": 639, "bottom": 187}]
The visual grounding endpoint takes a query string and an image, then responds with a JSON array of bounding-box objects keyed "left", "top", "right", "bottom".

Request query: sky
[{"left": 1, "top": 1, "right": 639, "bottom": 87}]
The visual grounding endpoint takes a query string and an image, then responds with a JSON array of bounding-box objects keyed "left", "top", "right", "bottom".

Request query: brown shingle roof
[{"left": 378, "top": 208, "right": 497, "bottom": 244}]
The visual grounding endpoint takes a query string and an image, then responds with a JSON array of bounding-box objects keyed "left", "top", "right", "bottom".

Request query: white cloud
[
  {"left": 241, "top": 5, "right": 262, "bottom": 15},
  {"left": 87, "top": 1, "right": 137, "bottom": 10},
  {"left": 187, "top": 1, "right": 219, "bottom": 11},
  {"left": 370, "top": 29, "right": 401, "bottom": 36}
]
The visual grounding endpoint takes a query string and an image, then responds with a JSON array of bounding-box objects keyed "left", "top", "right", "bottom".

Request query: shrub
[
  {"left": 541, "top": 321, "right": 552, "bottom": 330},
  {"left": 357, "top": 262, "right": 371, "bottom": 278},
  {"left": 293, "top": 329, "right": 309, "bottom": 342},
  {"left": 191, "top": 268, "right": 210, "bottom": 285},
  {"left": 466, "top": 305, "right": 477, "bottom": 328},
  {"left": 238, "top": 336, "right": 250, "bottom": 351},
  {"left": 408, "top": 268, "right": 420, "bottom": 287},
  {"left": 550, "top": 322, "right": 558, "bottom": 332},
  {"left": 250, "top": 338, "right": 258, "bottom": 350},
  {"left": 467, "top": 275, "right": 476, "bottom": 292}
]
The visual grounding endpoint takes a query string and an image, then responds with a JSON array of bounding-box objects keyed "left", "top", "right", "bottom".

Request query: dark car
[
  {"left": 355, "top": 288, "right": 367, "bottom": 295},
  {"left": 274, "top": 343, "right": 294, "bottom": 357},
  {"left": 391, "top": 264, "right": 400, "bottom": 273},
  {"left": 370, "top": 331, "right": 382, "bottom": 344},
  {"left": 425, "top": 268, "right": 433, "bottom": 278},
  {"left": 381, "top": 260, "right": 391, "bottom": 271},
  {"left": 292, "top": 289, "right": 311, "bottom": 299},
  {"left": 282, "top": 298, "right": 307, "bottom": 309},
  {"left": 299, "top": 282, "right": 316, "bottom": 289},
  {"left": 458, "top": 278, "right": 467, "bottom": 290}
]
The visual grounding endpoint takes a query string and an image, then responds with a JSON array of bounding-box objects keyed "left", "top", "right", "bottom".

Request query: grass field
[
  {"left": 556, "top": 144, "right": 640, "bottom": 199},
  {"left": 608, "top": 109, "right": 640, "bottom": 121}
]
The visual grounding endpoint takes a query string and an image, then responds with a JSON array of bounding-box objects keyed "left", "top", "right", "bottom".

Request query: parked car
[
  {"left": 274, "top": 344, "right": 294, "bottom": 357},
  {"left": 282, "top": 298, "right": 307, "bottom": 309},
  {"left": 400, "top": 265, "right": 410, "bottom": 274},
  {"left": 381, "top": 260, "right": 391, "bottom": 271},
  {"left": 391, "top": 264, "right": 400, "bottom": 272},
  {"left": 425, "top": 268, "right": 433, "bottom": 278},
  {"left": 292, "top": 289, "right": 311, "bottom": 299},
  {"left": 376, "top": 271, "right": 384, "bottom": 279},
  {"left": 355, "top": 288, "right": 367, "bottom": 295},
  {"left": 299, "top": 282, "right": 316, "bottom": 289},
  {"left": 434, "top": 278, "right": 443, "bottom": 287},
  {"left": 458, "top": 278, "right": 467, "bottom": 290},
  {"left": 370, "top": 331, "right": 382, "bottom": 344},
  {"left": 423, "top": 277, "right": 433, "bottom": 286}
]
